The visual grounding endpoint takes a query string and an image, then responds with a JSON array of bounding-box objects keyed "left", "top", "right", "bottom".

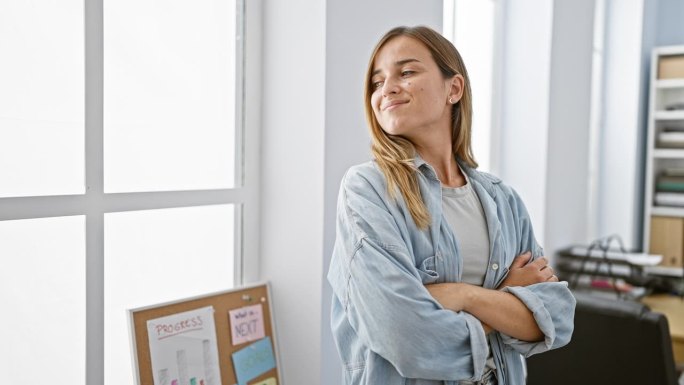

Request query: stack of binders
[
  {"left": 658, "top": 126, "right": 684, "bottom": 148},
  {"left": 655, "top": 168, "right": 684, "bottom": 206}
]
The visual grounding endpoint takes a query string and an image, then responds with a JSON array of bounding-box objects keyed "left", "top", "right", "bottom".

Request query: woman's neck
[{"left": 414, "top": 142, "right": 465, "bottom": 188}]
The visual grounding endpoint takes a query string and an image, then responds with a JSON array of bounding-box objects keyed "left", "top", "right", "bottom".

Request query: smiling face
[{"left": 370, "top": 36, "right": 460, "bottom": 142}]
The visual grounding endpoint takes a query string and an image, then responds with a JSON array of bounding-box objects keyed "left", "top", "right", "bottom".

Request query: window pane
[
  {"left": 104, "top": 205, "right": 235, "bottom": 385},
  {"left": 104, "top": 0, "right": 237, "bottom": 193},
  {"left": 0, "top": 1, "right": 84, "bottom": 197},
  {"left": 450, "top": 0, "right": 495, "bottom": 172},
  {"left": 0, "top": 216, "right": 86, "bottom": 385}
]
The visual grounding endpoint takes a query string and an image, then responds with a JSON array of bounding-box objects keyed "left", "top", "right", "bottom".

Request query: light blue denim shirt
[{"left": 328, "top": 156, "right": 576, "bottom": 385}]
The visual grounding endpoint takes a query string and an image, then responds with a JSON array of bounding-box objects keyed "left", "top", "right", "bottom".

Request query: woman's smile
[{"left": 382, "top": 99, "right": 409, "bottom": 111}]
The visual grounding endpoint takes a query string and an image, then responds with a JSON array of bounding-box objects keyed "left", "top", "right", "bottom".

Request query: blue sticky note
[{"left": 232, "top": 337, "right": 276, "bottom": 385}]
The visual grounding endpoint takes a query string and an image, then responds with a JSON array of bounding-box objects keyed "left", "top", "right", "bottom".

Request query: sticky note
[
  {"left": 251, "top": 377, "right": 277, "bottom": 385},
  {"left": 231, "top": 337, "right": 276, "bottom": 385},
  {"left": 229, "top": 304, "right": 266, "bottom": 345}
]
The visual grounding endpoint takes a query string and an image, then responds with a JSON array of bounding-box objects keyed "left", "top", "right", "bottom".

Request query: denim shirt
[{"left": 327, "top": 157, "right": 576, "bottom": 385}]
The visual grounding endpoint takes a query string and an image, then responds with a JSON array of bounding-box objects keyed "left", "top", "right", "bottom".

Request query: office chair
[{"left": 526, "top": 292, "right": 678, "bottom": 385}]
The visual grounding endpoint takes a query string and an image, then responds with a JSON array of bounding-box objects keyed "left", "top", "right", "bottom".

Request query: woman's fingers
[
  {"left": 540, "top": 265, "right": 554, "bottom": 280},
  {"left": 498, "top": 254, "right": 560, "bottom": 288},
  {"left": 511, "top": 251, "right": 532, "bottom": 268},
  {"left": 531, "top": 256, "right": 548, "bottom": 269},
  {"left": 530, "top": 257, "right": 556, "bottom": 281}
]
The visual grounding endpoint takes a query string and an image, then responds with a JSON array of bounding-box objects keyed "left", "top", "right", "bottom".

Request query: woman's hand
[{"left": 497, "top": 252, "right": 558, "bottom": 289}]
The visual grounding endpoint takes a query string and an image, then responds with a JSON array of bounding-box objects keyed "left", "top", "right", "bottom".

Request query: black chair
[{"left": 526, "top": 292, "right": 678, "bottom": 385}]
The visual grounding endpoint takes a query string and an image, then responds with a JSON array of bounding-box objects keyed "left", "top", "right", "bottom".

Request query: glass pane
[
  {"left": 0, "top": 216, "right": 86, "bottom": 385},
  {"left": 0, "top": 1, "right": 84, "bottom": 197},
  {"left": 104, "top": 205, "right": 235, "bottom": 385},
  {"left": 452, "top": 0, "right": 495, "bottom": 172},
  {"left": 104, "top": 0, "right": 237, "bottom": 193}
]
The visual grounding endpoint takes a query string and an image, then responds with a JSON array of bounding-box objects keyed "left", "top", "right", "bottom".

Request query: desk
[{"left": 642, "top": 294, "right": 684, "bottom": 364}]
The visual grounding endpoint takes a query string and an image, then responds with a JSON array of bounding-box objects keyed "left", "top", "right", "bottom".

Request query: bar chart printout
[{"left": 147, "top": 306, "right": 220, "bottom": 385}]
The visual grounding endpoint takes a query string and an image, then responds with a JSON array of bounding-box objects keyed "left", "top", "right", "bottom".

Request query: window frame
[{"left": 0, "top": 0, "right": 261, "bottom": 383}]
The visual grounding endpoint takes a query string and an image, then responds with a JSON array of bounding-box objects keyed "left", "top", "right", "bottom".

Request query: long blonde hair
[{"left": 365, "top": 26, "right": 477, "bottom": 229}]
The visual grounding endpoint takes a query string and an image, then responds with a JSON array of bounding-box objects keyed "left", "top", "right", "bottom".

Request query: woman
[{"left": 327, "top": 26, "right": 576, "bottom": 385}]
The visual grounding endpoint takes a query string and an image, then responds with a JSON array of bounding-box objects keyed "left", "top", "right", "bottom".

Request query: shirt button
[{"left": 492, "top": 263, "right": 499, "bottom": 270}]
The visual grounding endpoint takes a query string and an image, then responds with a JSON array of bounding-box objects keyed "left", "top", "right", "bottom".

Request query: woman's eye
[
  {"left": 373, "top": 81, "right": 384, "bottom": 89},
  {"left": 401, "top": 70, "right": 415, "bottom": 77}
]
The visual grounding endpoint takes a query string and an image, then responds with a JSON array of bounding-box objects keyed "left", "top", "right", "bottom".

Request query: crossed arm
[{"left": 426, "top": 252, "right": 558, "bottom": 342}]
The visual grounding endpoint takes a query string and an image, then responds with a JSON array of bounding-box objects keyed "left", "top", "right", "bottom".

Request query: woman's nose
[{"left": 382, "top": 77, "right": 400, "bottom": 96}]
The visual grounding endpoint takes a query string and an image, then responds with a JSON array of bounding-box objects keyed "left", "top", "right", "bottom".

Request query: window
[
  {"left": 0, "top": 1, "right": 84, "bottom": 197},
  {"left": 104, "top": 0, "right": 237, "bottom": 193},
  {"left": 443, "top": 0, "right": 498, "bottom": 173},
  {"left": 0, "top": 1, "right": 260, "bottom": 384},
  {"left": 0, "top": 216, "right": 86, "bottom": 383}
]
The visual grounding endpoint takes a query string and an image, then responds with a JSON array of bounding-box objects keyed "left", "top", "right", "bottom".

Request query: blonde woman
[{"left": 328, "top": 26, "right": 575, "bottom": 385}]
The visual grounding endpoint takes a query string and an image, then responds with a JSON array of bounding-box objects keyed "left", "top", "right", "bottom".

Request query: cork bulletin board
[{"left": 129, "top": 282, "right": 281, "bottom": 385}]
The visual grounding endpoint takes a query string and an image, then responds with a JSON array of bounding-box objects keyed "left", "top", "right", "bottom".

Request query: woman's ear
[{"left": 448, "top": 74, "right": 465, "bottom": 104}]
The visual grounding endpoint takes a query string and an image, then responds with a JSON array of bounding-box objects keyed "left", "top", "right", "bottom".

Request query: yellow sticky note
[{"left": 251, "top": 377, "right": 276, "bottom": 385}]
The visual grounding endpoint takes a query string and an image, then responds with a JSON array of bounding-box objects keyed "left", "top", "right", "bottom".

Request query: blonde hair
[{"left": 365, "top": 26, "right": 477, "bottom": 229}]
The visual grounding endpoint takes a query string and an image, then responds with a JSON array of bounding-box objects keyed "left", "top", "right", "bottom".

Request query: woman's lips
[{"left": 382, "top": 100, "right": 408, "bottom": 111}]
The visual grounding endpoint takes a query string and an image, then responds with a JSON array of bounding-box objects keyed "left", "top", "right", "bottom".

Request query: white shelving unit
[{"left": 643, "top": 45, "right": 684, "bottom": 277}]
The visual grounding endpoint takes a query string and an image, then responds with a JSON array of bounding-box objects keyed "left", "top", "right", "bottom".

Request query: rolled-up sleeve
[
  {"left": 499, "top": 282, "right": 576, "bottom": 356},
  {"left": 328, "top": 169, "right": 489, "bottom": 381},
  {"left": 498, "top": 186, "right": 576, "bottom": 357}
]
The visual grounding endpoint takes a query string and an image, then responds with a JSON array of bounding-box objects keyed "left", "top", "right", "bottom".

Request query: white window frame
[{"left": 0, "top": 0, "right": 261, "bottom": 383}]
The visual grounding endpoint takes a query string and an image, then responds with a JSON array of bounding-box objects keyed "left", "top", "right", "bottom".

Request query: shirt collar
[
  {"left": 411, "top": 153, "right": 438, "bottom": 180},
  {"left": 458, "top": 158, "right": 499, "bottom": 198},
  {"left": 411, "top": 153, "right": 498, "bottom": 198}
]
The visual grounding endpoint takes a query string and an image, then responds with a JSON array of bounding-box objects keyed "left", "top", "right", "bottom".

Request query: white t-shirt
[
  {"left": 441, "top": 174, "right": 490, "bottom": 286},
  {"left": 441, "top": 169, "right": 497, "bottom": 382}
]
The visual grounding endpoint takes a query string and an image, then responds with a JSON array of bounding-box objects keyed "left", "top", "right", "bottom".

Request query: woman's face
[{"left": 370, "top": 36, "right": 458, "bottom": 141}]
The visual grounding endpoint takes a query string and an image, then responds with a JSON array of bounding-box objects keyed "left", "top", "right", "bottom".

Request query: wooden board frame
[{"left": 128, "top": 282, "right": 281, "bottom": 385}]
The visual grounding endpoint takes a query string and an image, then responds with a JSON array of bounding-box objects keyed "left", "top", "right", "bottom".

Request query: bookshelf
[{"left": 643, "top": 45, "right": 684, "bottom": 275}]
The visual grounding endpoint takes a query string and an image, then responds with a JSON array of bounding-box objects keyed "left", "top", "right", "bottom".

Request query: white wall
[
  {"left": 260, "top": 0, "right": 326, "bottom": 383},
  {"left": 497, "top": 0, "right": 554, "bottom": 245},
  {"left": 655, "top": 0, "right": 684, "bottom": 45},
  {"left": 544, "top": 0, "right": 596, "bottom": 255},
  {"left": 260, "top": 1, "right": 442, "bottom": 384},
  {"left": 596, "top": 0, "right": 644, "bottom": 249}
]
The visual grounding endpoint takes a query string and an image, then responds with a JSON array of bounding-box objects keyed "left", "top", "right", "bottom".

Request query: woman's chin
[{"left": 381, "top": 124, "right": 410, "bottom": 137}]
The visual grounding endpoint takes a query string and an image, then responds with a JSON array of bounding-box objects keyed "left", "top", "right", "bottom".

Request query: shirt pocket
[{"left": 416, "top": 255, "right": 441, "bottom": 284}]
